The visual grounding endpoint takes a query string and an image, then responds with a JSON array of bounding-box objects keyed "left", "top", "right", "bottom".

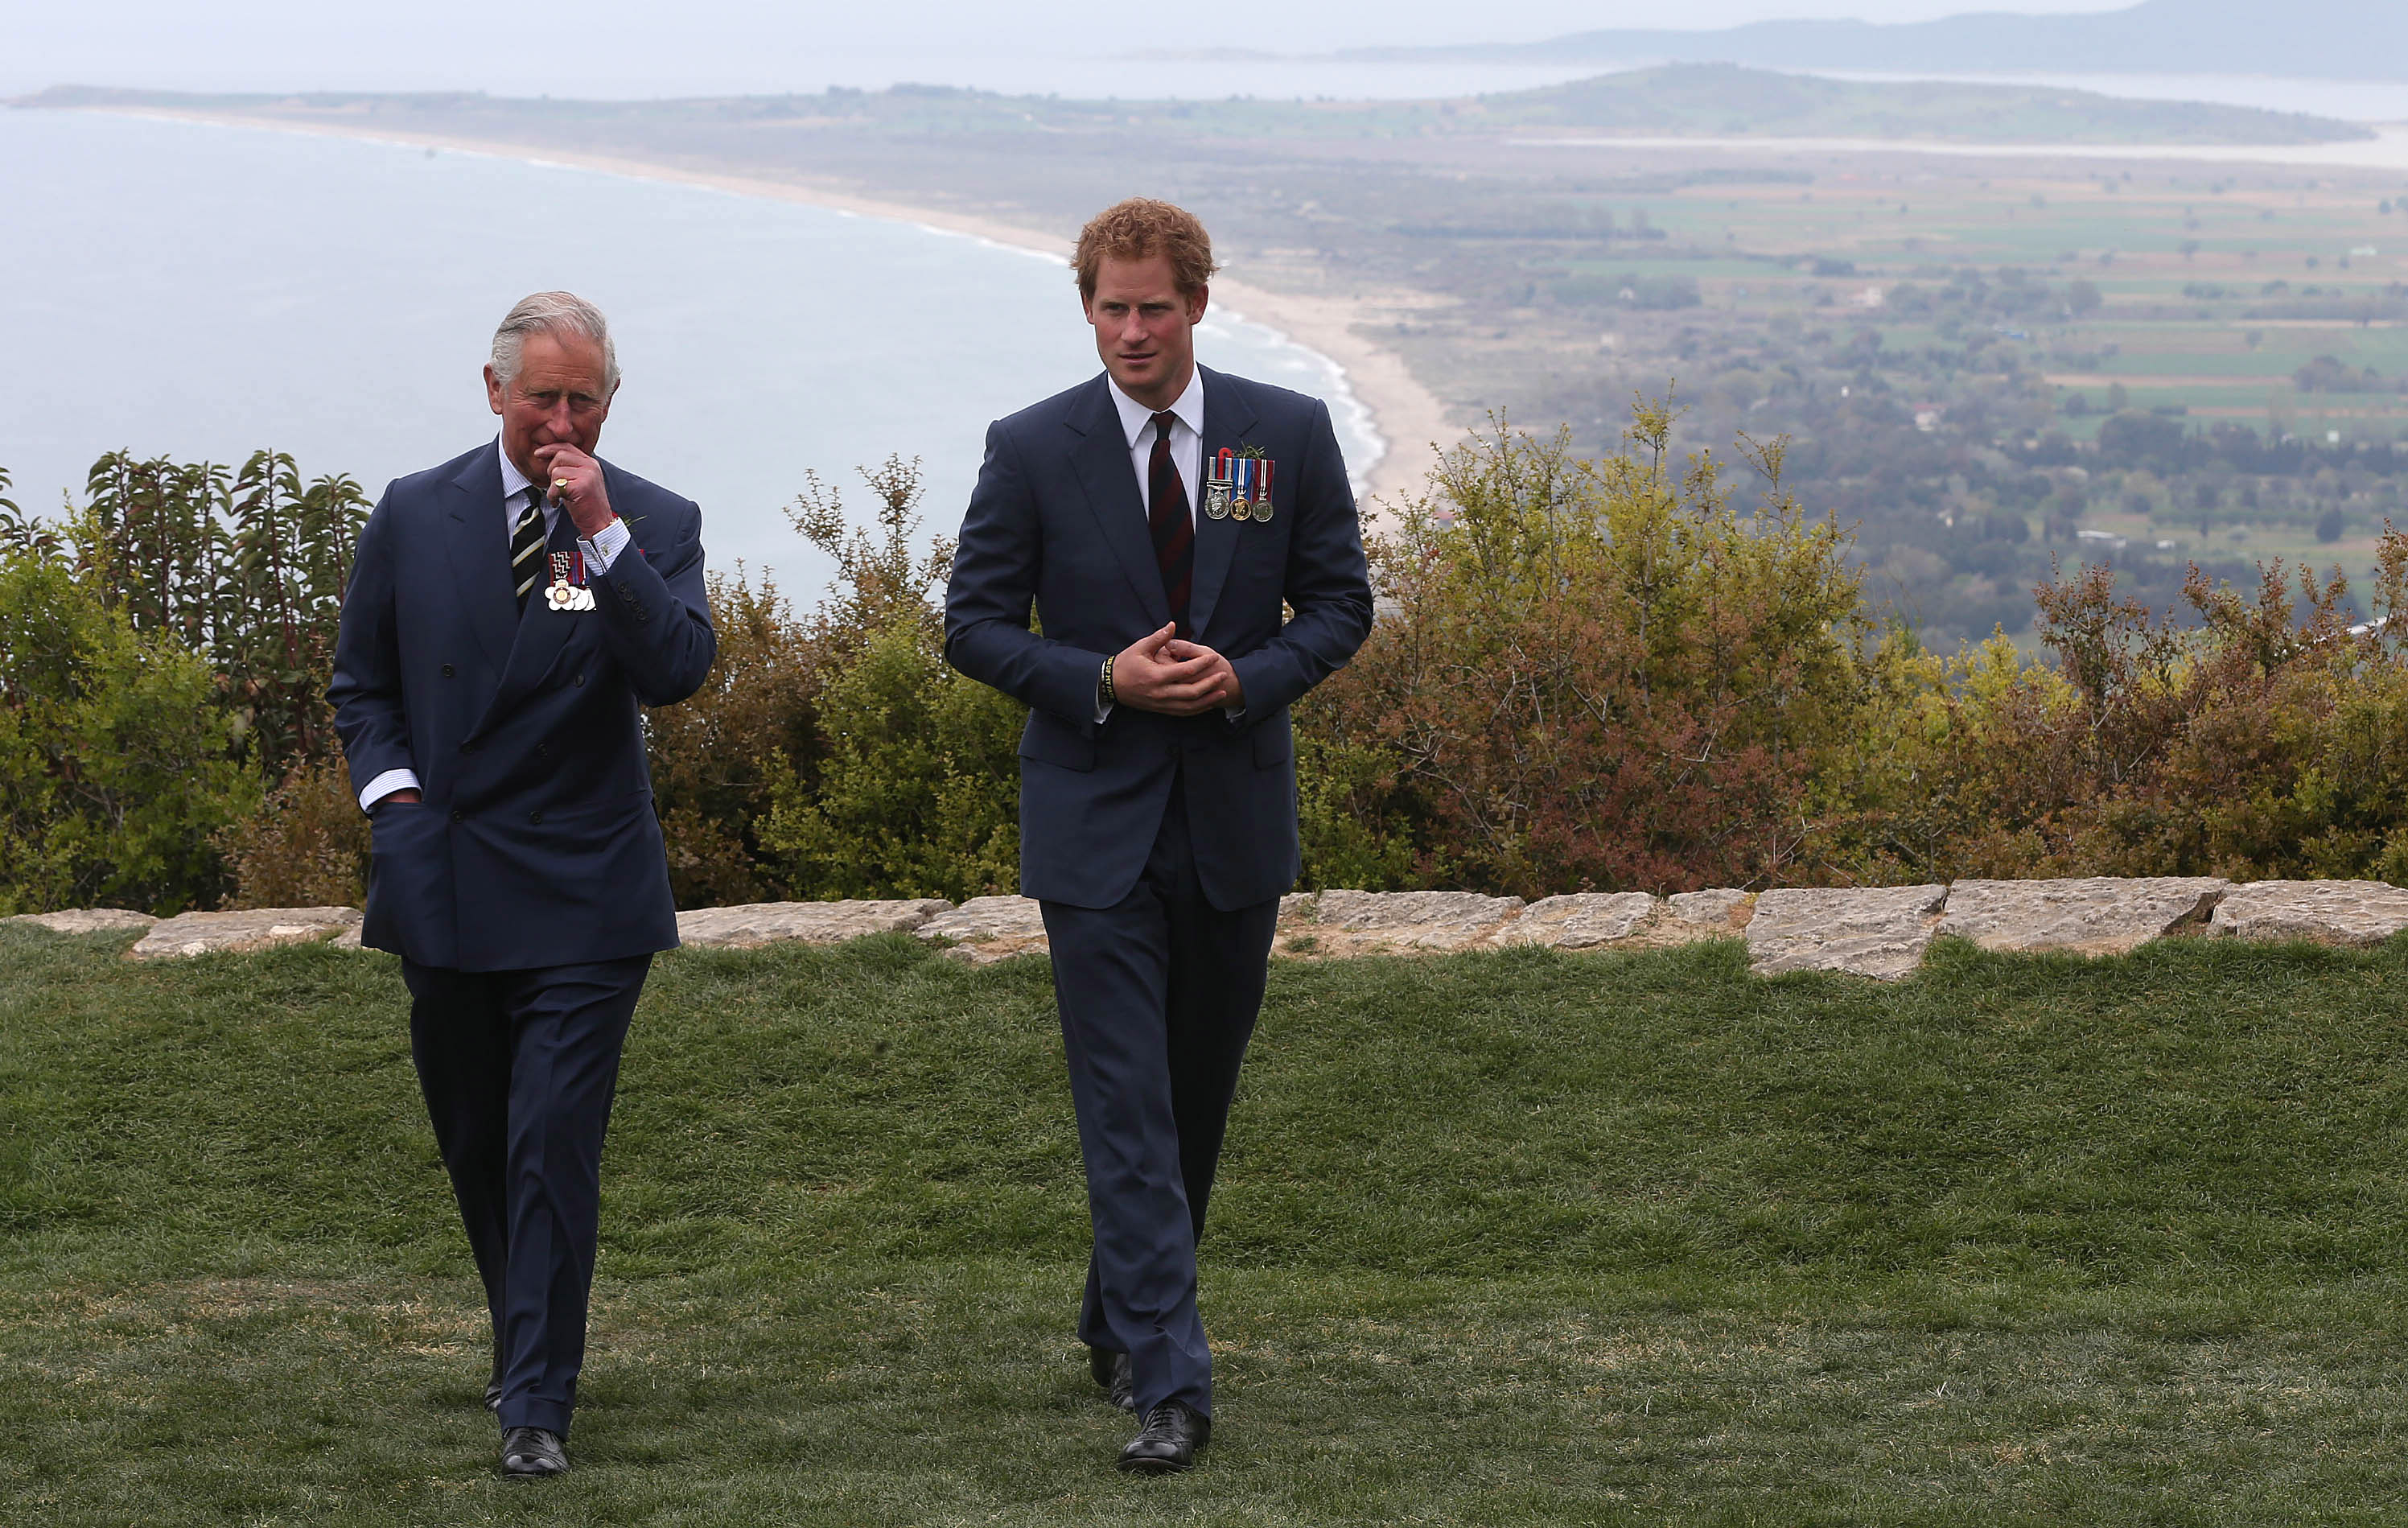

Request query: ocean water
[{"left": 0, "top": 109, "right": 1379, "bottom": 596}]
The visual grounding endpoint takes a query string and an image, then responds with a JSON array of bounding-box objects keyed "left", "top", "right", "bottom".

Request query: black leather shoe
[
  {"left": 500, "top": 1427, "right": 568, "bottom": 1477},
  {"left": 1117, "top": 1400, "right": 1210, "bottom": 1475},
  {"left": 483, "top": 1359, "right": 504, "bottom": 1414},
  {"left": 1087, "top": 1345, "right": 1135, "bottom": 1412}
]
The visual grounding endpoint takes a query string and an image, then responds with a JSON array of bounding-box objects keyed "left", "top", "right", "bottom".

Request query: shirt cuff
[
  {"left": 359, "top": 768, "right": 422, "bottom": 813},
  {"left": 578, "top": 517, "right": 631, "bottom": 575}
]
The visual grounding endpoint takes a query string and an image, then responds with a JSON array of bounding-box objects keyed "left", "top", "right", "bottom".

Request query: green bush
[
  {"left": 757, "top": 612, "right": 1021, "bottom": 901},
  {"left": 751, "top": 459, "right": 1021, "bottom": 901},
  {"left": 0, "top": 553, "right": 258, "bottom": 914},
  {"left": 1296, "top": 406, "right": 1871, "bottom": 895}
]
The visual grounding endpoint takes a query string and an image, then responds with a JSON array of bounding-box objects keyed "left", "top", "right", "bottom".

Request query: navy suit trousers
[
  {"left": 401, "top": 953, "right": 650, "bottom": 1436},
  {"left": 1040, "top": 777, "right": 1279, "bottom": 1418}
]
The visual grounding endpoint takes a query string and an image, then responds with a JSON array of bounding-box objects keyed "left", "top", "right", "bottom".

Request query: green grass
[{"left": 10, "top": 925, "right": 2408, "bottom": 1522}]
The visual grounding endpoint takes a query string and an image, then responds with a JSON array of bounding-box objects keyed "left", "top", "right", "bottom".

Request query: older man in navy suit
[
  {"left": 330, "top": 291, "right": 714, "bottom": 1478},
  {"left": 945, "top": 200, "right": 1374, "bottom": 1474}
]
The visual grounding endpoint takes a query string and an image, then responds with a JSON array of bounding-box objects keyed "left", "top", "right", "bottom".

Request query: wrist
[{"left": 1099, "top": 654, "right": 1117, "bottom": 706}]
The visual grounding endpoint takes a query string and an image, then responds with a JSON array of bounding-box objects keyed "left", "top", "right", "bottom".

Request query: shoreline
[{"left": 84, "top": 105, "right": 1455, "bottom": 520}]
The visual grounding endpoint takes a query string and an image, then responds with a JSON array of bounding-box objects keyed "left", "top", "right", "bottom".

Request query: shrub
[
  {"left": 1809, "top": 552, "right": 2408, "bottom": 884},
  {"left": 218, "top": 758, "right": 369, "bottom": 908},
  {"left": 756, "top": 612, "right": 1021, "bottom": 901},
  {"left": 644, "top": 572, "right": 827, "bottom": 908},
  {"left": 0, "top": 554, "right": 258, "bottom": 914},
  {"left": 753, "top": 460, "right": 1021, "bottom": 901},
  {"left": 1296, "top": 405, "right": 1872, "bottom": 896}
]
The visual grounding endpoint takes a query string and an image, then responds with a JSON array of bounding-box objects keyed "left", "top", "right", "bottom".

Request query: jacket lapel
[
  {"left": 1065, "top": 377, "right": 1172, "bottom": 632},
  {"left": 442, "top": 443, "right": 517, "bottom": 674},
  {"left": 1186, "top": 367, "right": 1257, "bottom": 643}
]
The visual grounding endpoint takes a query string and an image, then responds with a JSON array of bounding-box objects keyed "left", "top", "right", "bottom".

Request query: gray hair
[{"left": 490, "top": 291, "right": 619, "bottom": 393}]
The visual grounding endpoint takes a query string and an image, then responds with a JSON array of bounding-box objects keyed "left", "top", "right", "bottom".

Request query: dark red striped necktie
[{"left": 1146, "top": 410, "right": 1193, "bottom": 637}]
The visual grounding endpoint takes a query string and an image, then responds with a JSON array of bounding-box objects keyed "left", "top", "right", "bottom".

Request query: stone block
[
  {"left": 1492, "top": 892, "right": 1663, "bottom": 949},
  {"left": 1937, "top": 876, "right": 2226, "bottom": 956},
  {"left": 916, "top": 896, "right": 1050, "bottom": 965},
  {"left": 677, "top": 899, "right": 951, "bottom": 948},
  {"left": 2210, "top": 879, "right": 2408, "bottom": 946},
  {"left": 1278, "top": 890, "right": 1523, "bottom": 955},
  {"left": 126, "top": 907, "right": 361, "bottom": 961},
  {"left": 5, "top": 908, "right": 158, "bottom": 935},
  {"left": 1746, "top": 885, "right": 1947, "bottom": 981},
  {"left": 1654, "top": 888, "right": 1756, "bottom": 944}
]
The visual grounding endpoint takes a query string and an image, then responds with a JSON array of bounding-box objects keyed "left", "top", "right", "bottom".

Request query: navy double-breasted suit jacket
[
  {"left": 944, "top": 368, "right": 1375, "bottom": 911},
  {"left": 329, "top": 442, "right": 715, "bottom": 971}
]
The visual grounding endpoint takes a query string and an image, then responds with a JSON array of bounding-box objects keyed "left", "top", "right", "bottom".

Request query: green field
[
  {"left": 1586, "top": 169, "right": 2408, "bottom": 442},
  {"left": 11, "top": 923, "right": 2408, "bottom": 1523}
]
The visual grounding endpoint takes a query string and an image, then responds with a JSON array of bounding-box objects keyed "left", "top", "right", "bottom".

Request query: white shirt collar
[
  {"left": 496, "top": 439, "right": 537, "bottom": 505},
  {"left": 1105, "top": 366, "right": 1204, "bottom": 448}
]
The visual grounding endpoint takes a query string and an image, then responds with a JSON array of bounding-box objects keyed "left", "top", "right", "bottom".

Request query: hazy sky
[{"left": 2, "top": 1, "right": 2132, "bottom": 97}]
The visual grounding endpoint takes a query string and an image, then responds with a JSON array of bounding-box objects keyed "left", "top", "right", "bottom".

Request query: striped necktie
[
  {"left": 1146, "top": 410, "right": 1193, "bottom": 638},
  {"left": 510, "top": 486, "right": 548, "bottom": 612}
]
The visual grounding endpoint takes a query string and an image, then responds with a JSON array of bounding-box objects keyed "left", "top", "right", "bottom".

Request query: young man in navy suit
[
  {"left": 330, "top": 292, "right": 715, "bottom": 1477},
  {"left": 945, "top": 200, "right": 1375, "bottom": 1473}
]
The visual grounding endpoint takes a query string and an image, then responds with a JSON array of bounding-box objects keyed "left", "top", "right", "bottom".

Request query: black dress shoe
[
  {"left": 1117, "top": 1400, "right": 1210, "bottom": 1475},
  {"left": 1087, "top": 1345, "right": 1136, "bottom": 1412},
  {"left": 484, "top": 1361, "right": 504, "bottom": 1414},
  {"left": 500, "top": 1426, "right": 568, "bottom": 1477}
]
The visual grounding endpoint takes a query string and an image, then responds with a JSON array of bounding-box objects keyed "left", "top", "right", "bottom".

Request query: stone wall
[{"left": 14, "top": 877, "right": 2408, "bottom": 978}]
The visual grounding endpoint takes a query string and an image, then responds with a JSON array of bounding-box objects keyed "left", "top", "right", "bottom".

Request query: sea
[{"left": 0, "top": 108, "right": 1380, "bottom": 597}]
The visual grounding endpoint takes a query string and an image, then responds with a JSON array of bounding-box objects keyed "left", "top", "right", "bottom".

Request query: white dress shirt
[
  {"left": 1097, "top": 368, "right": 1240, "bottom": 722},
  {"left": 356, "top": 441, "right": 634, "bottom": 811},
  {"left": 1108, "top": 368, "right": 1204, "bottom": 525}
]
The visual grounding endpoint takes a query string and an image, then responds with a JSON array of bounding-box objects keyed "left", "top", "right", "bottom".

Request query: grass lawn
[{"left": 9, "top": 925, "right": 2408, "bottom": 1524}]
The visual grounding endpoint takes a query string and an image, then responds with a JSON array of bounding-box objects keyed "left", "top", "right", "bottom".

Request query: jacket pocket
[{"left": 1019, "top": 714, "right": 1097, "bottom": 773}]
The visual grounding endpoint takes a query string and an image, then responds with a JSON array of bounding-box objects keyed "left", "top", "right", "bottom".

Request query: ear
[
  {"left": 1187, "top": 284, "right": 1210, "bottom": 324},
  {"left": 484, "top": 364, "right": 505, "bottom": 417}
]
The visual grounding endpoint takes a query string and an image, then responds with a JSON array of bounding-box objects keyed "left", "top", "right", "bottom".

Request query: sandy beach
[{"left": 95, "top": 107, "right": 1456, "bottom": 520}]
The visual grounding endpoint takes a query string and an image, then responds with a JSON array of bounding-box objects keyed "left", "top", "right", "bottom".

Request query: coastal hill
[
  {"left": 1478, "top": 64, "right": 2369, "bottom": 146},
  {"left": 25, "top": 63, "right": 2373, "bottom": 147},
  {"left": 1343, "top": 0, "right": 2408, "bottom": 87}
]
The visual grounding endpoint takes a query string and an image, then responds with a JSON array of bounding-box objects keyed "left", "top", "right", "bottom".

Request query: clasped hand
[{"left": 1113, "top": 624, "right": 1244, "bottom": 716}]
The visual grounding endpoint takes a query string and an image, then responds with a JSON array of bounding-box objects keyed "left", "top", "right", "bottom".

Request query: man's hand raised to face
[
  {"left": 533, "top": 443, "right": 615, "bottom": 538},
  {"left": 1113, "top": 624, "right": 1245, "bottom": 716}
]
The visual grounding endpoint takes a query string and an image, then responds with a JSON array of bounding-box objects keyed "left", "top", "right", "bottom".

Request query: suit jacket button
[
  {"left": 572, "top": 673, "right": 585, "bottom": 687},
  {"left": 459, "top": 740, "right": 478, "bottom": 753},
  {"left": 441, "top": 663, "right": 456, "bottom": 678},
  {"left": 529, "top": 811, "right": 544, "bottom": 825},
  {"left": 449, "top": 809, "right": 464, "bottom": 822}
]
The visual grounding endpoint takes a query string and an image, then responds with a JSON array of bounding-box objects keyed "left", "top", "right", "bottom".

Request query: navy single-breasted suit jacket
[
  {"left": 944, "top": 368, "right": 1374, "bottom": 911},
  {"left": 329, "top": 441, "right": 715, "bottom": 971}
]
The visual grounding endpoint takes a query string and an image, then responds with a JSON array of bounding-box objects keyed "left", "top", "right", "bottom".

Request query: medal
[
  {"left": 1228, "top": 450, "right": 1276, "bottom": 523},
  {"left": 545, "top": 549, "right": 595, "bottom": 612},
  {"left": 1204, "top": 448, "right": 1235, "bottom": 520}
]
